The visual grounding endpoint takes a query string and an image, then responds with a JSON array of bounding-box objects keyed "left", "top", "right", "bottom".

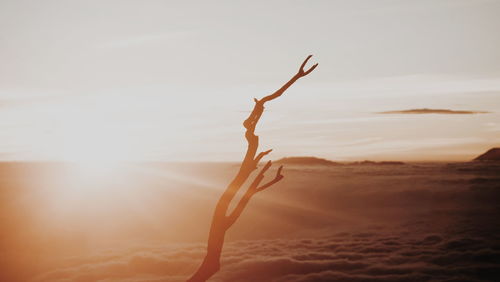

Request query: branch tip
[
  {"left": 263, "top": 160, "right": 272, "bottom": 170},
  {"left": 299, "top": 55, "right": 318, "bottom": 77}
]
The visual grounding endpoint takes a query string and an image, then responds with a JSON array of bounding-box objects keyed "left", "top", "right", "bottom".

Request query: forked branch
[{"left": 187, "top": 55, "right": 318, "bottom": 282}]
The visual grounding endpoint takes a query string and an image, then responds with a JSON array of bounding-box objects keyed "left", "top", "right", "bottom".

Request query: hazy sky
[{"left": 1, "top": 0, "right": 500, "bottom": 161}]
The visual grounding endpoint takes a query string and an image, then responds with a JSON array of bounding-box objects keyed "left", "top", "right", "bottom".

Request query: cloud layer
[
  {"left": 378, "top": 108, "right": 490, "bottom": 114},
  {"left": 2, "top": 162, "right": 500, "bottom": 281},
  {"left": 34, "top": 223, "right": 500, "bottom": 282}
]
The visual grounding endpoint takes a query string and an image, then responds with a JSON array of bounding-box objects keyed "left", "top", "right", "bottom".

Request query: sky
[{"left": 1, "top": 0, "right": 500, "bottom": 161}]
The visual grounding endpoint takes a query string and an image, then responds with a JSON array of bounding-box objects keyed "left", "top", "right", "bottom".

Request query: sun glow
[{"left": 51, "top": 107, "right": 142, "bottom": 165}]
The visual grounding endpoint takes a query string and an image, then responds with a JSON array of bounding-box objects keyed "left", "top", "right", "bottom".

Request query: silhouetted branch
[
  {"left": 187, "top": 55, "right": 318, "bottom": 282},
  {"left": 254, "top": 149, "right": 273, "bottom": 168},
  {"left": 261, "top": 55, "right": 318, "bottom": 103},
  {"left": 249, "top": 160, "right": 273, "bottom": 189},
  {"left": 256, "top": 165, "right": 284, "bottom": 192},
  {"left": 225, "top": 162, "right": 284, "bottom": 228}
]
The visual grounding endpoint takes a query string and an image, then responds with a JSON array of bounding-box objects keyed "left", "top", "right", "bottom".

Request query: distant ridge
[
  {"left": 275, "top": 156, "right": 405, "bottom": 166},
  {"left": 275, "top": 156, "right": 340, "bottom": 166},
  {"left": 474, "top": 148, "right": 500, "bottom": 161},
  {"left": 350, "top": 160, "right": 405, "bottom": 165}
]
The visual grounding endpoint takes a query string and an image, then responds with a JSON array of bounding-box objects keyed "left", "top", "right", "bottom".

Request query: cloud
[
  {"left": 4, "top": 163, "right": 500, "bottom": 282},
  {"left": 31, "top": 227, "right": 500, "bottom": 282},
  {"left": 377, "top": 108, "right": 490, "bottom": 115}
]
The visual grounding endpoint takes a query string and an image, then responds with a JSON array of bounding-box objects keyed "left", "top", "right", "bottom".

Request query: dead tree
[{"left": 187, "top": 55, "right": 318, "bottom": 282}]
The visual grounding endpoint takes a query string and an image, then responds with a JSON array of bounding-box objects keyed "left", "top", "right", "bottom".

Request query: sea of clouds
[{"left": 1, "top": 162, "right": 499, "bottom": 281}]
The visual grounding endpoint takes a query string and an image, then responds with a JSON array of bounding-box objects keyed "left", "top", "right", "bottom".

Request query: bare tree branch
[
  {"left": 261, "top": 55, "right": 318, "bottom": 103},
  {"left": 256, "top": 165, "right": 284, "bottom": 192},
  {"left": 254, "top": 149, "right": 273, "bottom": 168},
  {"left": 225, "top": 161, "right": 273, "bottom": 229},
  {"left": 187, "top": 55, "right": 318, "bottom": 282}
]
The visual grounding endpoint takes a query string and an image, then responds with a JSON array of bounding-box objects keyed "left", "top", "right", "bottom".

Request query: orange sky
[{"left": 1, "top": 0, "right": 499, "bottom": 162}]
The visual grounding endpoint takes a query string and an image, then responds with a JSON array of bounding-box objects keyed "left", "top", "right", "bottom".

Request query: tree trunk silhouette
[{"left": 187, "top": 55, "right": 318, "bottom": 282}]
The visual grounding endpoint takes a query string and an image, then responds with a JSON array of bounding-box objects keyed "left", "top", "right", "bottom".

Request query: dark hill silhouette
[
  {"left": 275, "top": 157, "right": 405, "bottom": 166},
  {"left": 351, "top": 160, "right": 405, "bottom": 165},
  {"left": 275, "top": 156, "right": 340, "bottom": 166},
  {"left": 474, "top": 148, "right": 500, "bottom": 161}
]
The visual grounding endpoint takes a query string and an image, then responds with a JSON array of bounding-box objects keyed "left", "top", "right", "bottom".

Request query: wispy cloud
[{"left": 377, "top": 108, "right": 490, "bottom": 115}]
